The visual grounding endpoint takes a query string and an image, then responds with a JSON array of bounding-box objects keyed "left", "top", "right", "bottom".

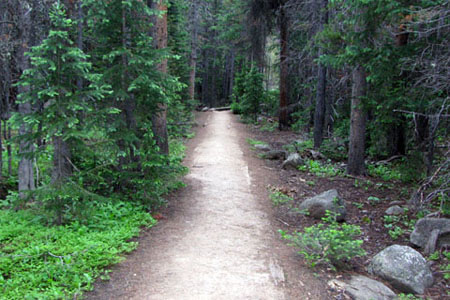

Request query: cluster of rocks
[
  {"left": 328, "top": 217, "right": 450, "bottom": 299},
  {"left": 252, "top": 141, "right": 450, "bottom": 298},
  {"left": 253, "top": 143, "right": 304, "bottom": 170}
]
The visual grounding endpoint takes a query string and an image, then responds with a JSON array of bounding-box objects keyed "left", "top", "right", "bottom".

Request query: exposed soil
[
  {"left": 86, "top": 111, "right": 329, "bottom": 300},
  {"left": 247, "top": 119, "right": 449, "bottom": 299}
]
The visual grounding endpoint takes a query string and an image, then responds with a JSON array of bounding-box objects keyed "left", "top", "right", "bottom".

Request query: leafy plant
[
  {"left": 368, "top": 196, "right": 381, "bottom": 206},
  {"left": 0, "top": 204, "right": 155, "bottom": 299},
  {"left": 280, "top": 211, "right": 366, "bottom": 270},
  {"left": 246, "top": 138, "right": 267, "bottom": 146},
  {"left": 230, "top": 101, "right": 242, "bottom": 114},
  {"left": 352, "top": 202, "right": 364, "bottom": 209},
  {"left": 269, "top": 191, "right": 293, "bottom": 207},
  {"left": 387, "top": 225, "right": 405, "bottom": 240},
  {"left": 298, "top": 159, "right": 342, "bottom": 177}
]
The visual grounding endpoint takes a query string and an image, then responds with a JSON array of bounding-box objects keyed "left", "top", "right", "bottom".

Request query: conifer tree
[{"left": 15, "top": 3, "right": 110, "bottom": 186}]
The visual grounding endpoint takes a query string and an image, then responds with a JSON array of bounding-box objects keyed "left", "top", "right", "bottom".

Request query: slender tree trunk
[
  {"left": 278, "top": 7, "right": 289, "bottom": 130},
  {"left": 17, "top": 1, "right": 35, "bottom": 195},
  {"left": 152, "top": 0, "right": 169, "bottom": 155},
  {"left": 188, "top": 0, "right": 199, "bottom": 100},
  {"left": 313, "top": 0, "right": 328, "bottom": 149},
  {"left": 6, "top": 123, "right": 12, "bottom": 177},
  {"left": 0, "top": 120, "right": 3, "bottom": 180},
  {"left": 347, "top": 64, "right": 367, "bottom": 175},
  {"left": 77, "top": 0, "right": 83, "bottom": 90}
]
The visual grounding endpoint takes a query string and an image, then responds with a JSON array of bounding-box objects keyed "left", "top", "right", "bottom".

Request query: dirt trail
[{"left": 88, "top": 111, "right": 326, "bottom": 300}]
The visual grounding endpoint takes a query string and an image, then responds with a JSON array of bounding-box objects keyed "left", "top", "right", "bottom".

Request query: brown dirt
[
  {"left": 247, "top": 119, "right": 449, "bottom": 299},
  {"left": 86, "top": 111, "right": 328, "bottom": 300}
]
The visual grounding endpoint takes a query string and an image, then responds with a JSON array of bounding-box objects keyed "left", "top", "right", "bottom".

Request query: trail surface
[{"left": 88, "top": 111, "right": 325, "bottom": 300}]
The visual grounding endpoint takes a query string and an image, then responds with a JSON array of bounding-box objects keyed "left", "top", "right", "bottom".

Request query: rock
[
  {"left": 254, "top": 144, "right": 272, "bottom": 151},
  {"left": 261, "top": 150, "right": 287, "bottom": 160},
  {"left": 298, "top": 189, "right": 346, "bottom": 221},
  {"left": 281, "top": 153, "right": 304, "bottom": 170},
  {"left": 309, "top": 149, "right": 325, "bottom": 160},
  {"left": 410, "top": 218, "right": 450, "bottom": 249},
  {"left": 385, "top": 205, "right": 405, "bottom": 215},
  {"left": 201, "top": 106, "right": 209, "bottom": 112},
  {"left": 328, "top": 275, "right": 396, "bottom": 300},
  {"left": 368, "top": 245, "right": 433, "bottom": 294}
]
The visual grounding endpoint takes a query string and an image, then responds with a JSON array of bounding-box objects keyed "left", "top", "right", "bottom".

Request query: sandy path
[{"left": 87, "top": 111, "right": 325, "bottom": 300}]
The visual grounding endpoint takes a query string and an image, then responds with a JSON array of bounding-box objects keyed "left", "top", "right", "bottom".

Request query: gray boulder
[
  {"left": 368, "top": 245, "right": 433, "bottom": 294},
  {"left": 329, "top": 275, "right": 396, "bottom": 300},
  {"left": 261, "top": 150, "right": 287, "bottom": 160},
  {"left": 410, "top": 218, "right": 450, "bottom": 249},
  {"left": 281, "top": 153, "right": 304, "bottom": 170},
  {"left": 254, "top": 143, "right": 272, "bottom": 151},
  {"left": 298, "top": 189, "right": 346, "bottom": 221},
  {"left": 385, "top": 205, "right": 405, "bottom": 215}
]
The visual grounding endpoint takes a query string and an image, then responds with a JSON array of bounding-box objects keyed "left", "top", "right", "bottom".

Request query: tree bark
[
  {"left": 188, "top": 0, "right": 199, "bottom": 100},
  {"left": 278, "top": 6, "right": 289, "bottom": 130},
  {"left": 152, "top": 0, "right": 169, "bottom": 155},
  {"left": 17, "top": 1, "right": 35, "bottom": 195},
  {"left": 347, "top": 64, "right": 367, "bottom": 175},
  {"left": 313, "top": 0, "right": 328, "bottom": 149},
  {"left": 51, "top": 136, "right": 72, "bottom": 185}
]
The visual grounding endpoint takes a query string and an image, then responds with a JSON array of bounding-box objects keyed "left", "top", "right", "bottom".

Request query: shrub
[
  {"left": 269, "top": 191, "right": 293, "bottom": 207},
  {"left": 280, "top": 211, "right": 366, "bottom": 270},
  {"left": 230, "top": 101, "right": 242, "bottom": 114},
  {"left": 0, "top": 204, "right": 155, "bottom": 299}
]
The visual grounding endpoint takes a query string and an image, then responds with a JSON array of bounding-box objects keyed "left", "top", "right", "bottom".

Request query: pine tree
[{"left": 15, "top": 3, "right": 110, "bottom": 186}]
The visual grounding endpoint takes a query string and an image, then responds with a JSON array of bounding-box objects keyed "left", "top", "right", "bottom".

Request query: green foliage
[
  {"left": 246, "top": 138, "right": 267, "bottom": 146},
  {"left": 298, "top": 159, "right": 343, "bottom": 177},
  {"left": 367, "top": 196, "right": 381, "bottom": 206},
  {"left": 230, "top": 101, "right": 242, "bottom": 114},
  {"left": 259, "top": 119, "right": 278, "bottom": 132},
  {"left": 269, "top": 191, "right": 293, "bottom": 207},
  {"left": 443, "top": 251, "right": 450, "bottom": 280},
  {"left": 367, "top": 164, "right": 403, "bottom": 182},
  {"left": 280, "top": 211, "right": 366, "bottom": 270},
  {"left": 240, "top": 67, "right": 265, "bottom": 121},
  {"left": 352, "top": 202, "right": 364, "bottom": 209},
  {"left": 383, "top": 214, "right": 415, "bottom": 241},
  {"left": 13, "top": 3, "right": 111, "bottom": 155},
  {"left": 284, "top": 139, "right": 313, "bottom": 154},
  {"left": 0, "top": 205, "right": 155, "bottom": 299}
]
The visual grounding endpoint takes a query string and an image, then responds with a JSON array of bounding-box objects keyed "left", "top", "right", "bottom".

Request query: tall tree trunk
[
  {"left": 278, "top": 7, "right": 289, "bottom": 130},
  {"left": 347, "top": 64, "right": 367, "bottom": 175},
  {"left": 0, "top": 120, "right": 3, "bottom": 180},
  {"left": 152, "top": 0, "right": 169, "bottom": 155},
  {"left": 51, "top": 136, "right": 72, "bottom": 185},
  {"left": 77, "top": 0, "right": 83, "bottom": 90},
  {"left": 6, "top": 123, "right": 12, "bottom": 177},
  {"left": 17, "top": 1, "right": 35, "bottom": 195},
  {"left": 313, "top": 0, "right": 328, "bottom": 149},
  {"left": 228, "top": 49, "right": 235, "bottom": 100},
  {"left": 188, "top": 0, "right": 199, "bottom": 101}
]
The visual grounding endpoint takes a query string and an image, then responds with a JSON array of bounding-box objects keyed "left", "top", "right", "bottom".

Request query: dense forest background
[{"left": 0, "top": 0, "right": 448, "bottom": 298}]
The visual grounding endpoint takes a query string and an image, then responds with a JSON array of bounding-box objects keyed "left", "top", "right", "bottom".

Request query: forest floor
[
  {"left": 86, "top": 111, "right": 328, "bottom": 300},
  {"left": 247, "top": 118, "right": 448, "bottom": 299}
]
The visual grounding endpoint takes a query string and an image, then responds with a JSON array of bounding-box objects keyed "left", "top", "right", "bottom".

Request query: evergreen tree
[{"left": 15, "top": 3, "right": 110, "bottom": 186}]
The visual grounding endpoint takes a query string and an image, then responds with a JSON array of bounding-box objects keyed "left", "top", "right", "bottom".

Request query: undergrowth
[
  {"left": 280, "top": 211, "right": 366, "bottom": 270},
  {"left": 0, "top": 203, "right": 155, "bottom": 299}
]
